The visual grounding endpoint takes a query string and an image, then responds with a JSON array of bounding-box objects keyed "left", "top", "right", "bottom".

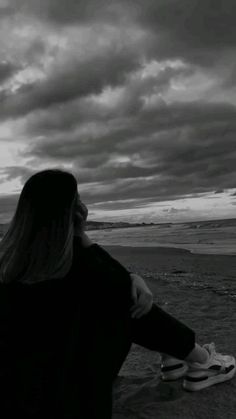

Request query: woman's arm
[
  {"left": 75, "top": 233, "right": 153, "bottom": 318},
  {"left": 73, "top": 202, "right": 153, "bottom": 317}
]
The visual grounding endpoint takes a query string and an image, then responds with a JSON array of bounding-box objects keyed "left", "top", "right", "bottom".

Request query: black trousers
[
  {"left": 62, "top": 302, "right": 195, "bottom": 419},
  {"left": 1, "top": 303, "right": 195, "bottom": 419},
  {"left": 111, "top": 302, "right": 195, "bottom": 381},
  {"left": 63, "top": 242, "right": 196, "bottom": 418},
  {"left": 3, "top": 281, "right": 195, "bottom": 419}
]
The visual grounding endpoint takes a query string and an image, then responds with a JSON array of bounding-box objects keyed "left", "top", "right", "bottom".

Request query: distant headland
[
  {"left": 84, "top": 220, "right": 158, "bottom": 230},
  {"left": 0, "top": 220, "right": 158, "bottom": 237},
  {"left": 1, "top": 217, "right": 236, "bottom": 238}
]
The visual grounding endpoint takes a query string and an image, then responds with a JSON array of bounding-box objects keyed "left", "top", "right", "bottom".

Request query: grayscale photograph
[{"left": 0, "top": 1, "right": 236, "bottom": 418}]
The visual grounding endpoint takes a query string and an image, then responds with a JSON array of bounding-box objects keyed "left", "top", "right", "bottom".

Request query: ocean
[
  {"left": 1, "top": 220, "right": 235, "bottom": 298},
  {"left": 88, "top": 222, "right": 236, "bottom": 300},
  {"left": 87, "top": 222, "right": 236, "bottom": 255},
  {"left": 1, "top": 219, "right": 236, "bottom": 255}
]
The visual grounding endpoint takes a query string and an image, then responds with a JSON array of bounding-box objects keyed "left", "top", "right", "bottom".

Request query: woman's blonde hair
[{"left": 0, "top": 169, "right": 78, "bottom": 284}]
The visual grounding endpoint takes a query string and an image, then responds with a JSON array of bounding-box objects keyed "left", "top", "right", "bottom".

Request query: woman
[{"left": 0, "top": 169, "right": 235, "bottom": 419}]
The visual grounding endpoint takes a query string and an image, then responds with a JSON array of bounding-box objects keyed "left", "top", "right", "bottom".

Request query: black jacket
[{"left": 0, "top": 236, "right": 133, "bottom": 419}]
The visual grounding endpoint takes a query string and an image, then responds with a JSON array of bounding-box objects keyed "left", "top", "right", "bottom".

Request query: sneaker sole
[
  {"left": 183, "top": 364, "right": 236, "bottom": 391},
  {"left": 161, "top": 363, "right": 188, "bottom": 381}
]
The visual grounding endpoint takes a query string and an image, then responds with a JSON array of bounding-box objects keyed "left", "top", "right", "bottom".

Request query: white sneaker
[
  {"left": 161, "top": 355, "right": 188, "bottom": 381},
  {"left": 183, "top": 342, "right": 236, "bottom": 391}
]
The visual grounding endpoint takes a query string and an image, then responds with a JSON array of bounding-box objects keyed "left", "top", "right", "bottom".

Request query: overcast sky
[{"left": 1, "top": 0, "right": 236, "bottom": 223}]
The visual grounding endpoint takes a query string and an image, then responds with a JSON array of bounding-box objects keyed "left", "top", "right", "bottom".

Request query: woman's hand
[
  {"left": 73, "top": 195, "right": 94, "bottom": 248},
  {"left": 130, "top": 273, "right": 153, "bottom": 319},
  {"left": 73, "top": 195, "right": 88, "bottom": 236}
]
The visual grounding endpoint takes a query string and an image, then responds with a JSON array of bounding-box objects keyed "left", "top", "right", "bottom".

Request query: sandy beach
[{"left": 104, "top": 245, "right": 236, "bottom": 419}]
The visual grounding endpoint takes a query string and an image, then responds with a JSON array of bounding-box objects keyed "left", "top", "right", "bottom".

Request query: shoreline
[
  {"left": 104, "top": 244, "right": 236, "bottom": 276},
  {"left": 104, "top": 243, "right": 236, "bottom": 257}
]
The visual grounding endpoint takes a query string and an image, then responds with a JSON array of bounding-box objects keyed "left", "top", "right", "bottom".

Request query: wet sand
[{"left": 104, "top": 246, "right": 236, "bottom": 419}]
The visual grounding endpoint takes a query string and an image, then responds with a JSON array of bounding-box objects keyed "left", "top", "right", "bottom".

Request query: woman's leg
[
  {"left": 110, "top": 302, "right": 196, "bottom": 383},
  {"left": 110, "top": 302, "right": 213, "bottom": 383},
  {"left": 111, "top": 303, "right": 235, "bottom": 392},
  {"left": 185, "top": 344, "right": 209, "bottom": 363},
  {"left": 160, "top": 343, "right": 209, "bottom": 381},
  {"left": 127, "top": 303, "right": 196, "bottom": 360},
  {"left": 161, "top": 344, "right": 209, "bottom": 364}
]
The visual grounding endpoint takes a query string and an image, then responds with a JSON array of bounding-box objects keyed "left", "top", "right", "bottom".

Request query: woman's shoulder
[{"left": 72, "top": 235, "right": 101, "bottom": 260}]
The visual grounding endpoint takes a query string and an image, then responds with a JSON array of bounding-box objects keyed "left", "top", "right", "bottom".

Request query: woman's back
[{"left": 0, "top": 236, "right": 132, "bottom": 418}]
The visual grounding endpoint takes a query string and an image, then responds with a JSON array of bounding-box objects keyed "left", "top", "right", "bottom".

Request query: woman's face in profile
[{"left": 73, "top": 192, "right": 88, "bottom": 224}]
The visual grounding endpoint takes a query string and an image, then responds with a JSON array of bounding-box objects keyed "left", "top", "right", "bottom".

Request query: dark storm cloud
[
  {"left": 24, "top": 100, "right": 236, "bottom": 160},
  {"left": 139, "top": 0, "right": 236, "bottom": 47},
  {"left": 0, "top": 61, "right": 19, "bottom": 84},
  {"left": 90, "top": 197, "right": 162, "bottom": 211},
  {"left": 8, "top": 0, "right": 236, "bottom": 48},
  {"left": 0, "top": 47, "right": 140, "bottom": 120},
  {"left": 25, "top": 39, "right": 48, "bottom": 66},
  {"left": 23, "top": 62, "right": 191, "bottom": 138},
  {"left": 10, "top": 98, "right": 234, "bottom": 205},
  {"left": 8, "top": 0, "right": 120, "bottom": 26},
  {"left": 0, "top": 166, "right": 36, "bottom": 184},
  {"left": 1, "top": 0, "right": 236, "bottom": 219},
  {"left": 0, "top": 193, "right": 19, "bottom": 223},
  {"left": 79, "top": 173, "right": 210, "bottom": 206},
  {"left": 0, "top": 4, "right": 14, "bottom": 19},
  {"left": 75, "top": 165, "right": 158, "bottom": 184},
  {"left": 0, "top": 160, "right": 204, "bottom": 208},
  {"left": 7, "top": 1, "right": 236, "bottom": 67},
  {"left": 127, "top": 0, "right": 236, "bottom": 69}
]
